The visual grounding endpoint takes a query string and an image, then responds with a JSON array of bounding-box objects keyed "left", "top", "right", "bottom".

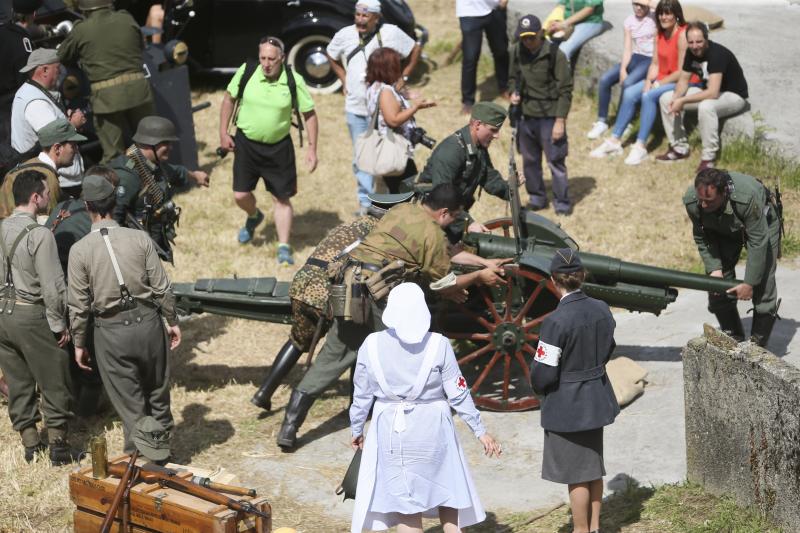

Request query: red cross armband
[{"left": 534, "top": 341, "right": 562, "bottom": 367}]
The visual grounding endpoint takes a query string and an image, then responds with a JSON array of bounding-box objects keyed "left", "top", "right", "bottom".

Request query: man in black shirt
[
  {"left": 657, "top": 22, "right": 749, "bottom": 172},
  {"left": 0, "top": 0, "right": 39, "bottom": 144}
]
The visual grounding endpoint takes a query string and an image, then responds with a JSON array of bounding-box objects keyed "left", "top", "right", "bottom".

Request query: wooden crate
[{"left": 69, "top": 455, "right": 271, "bottom": 533}]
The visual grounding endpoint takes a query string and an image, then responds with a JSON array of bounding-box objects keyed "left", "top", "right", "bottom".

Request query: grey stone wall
[{"left": 682, "top": 326, "right": 800, "bottom": 530}]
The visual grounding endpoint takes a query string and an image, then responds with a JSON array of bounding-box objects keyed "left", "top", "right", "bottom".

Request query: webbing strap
[
  {"left": 1, "top": 221, "right": 40, "bottom": 287},
  {"left": 97, "top": 227, "right": 136, "bottom": 308}
]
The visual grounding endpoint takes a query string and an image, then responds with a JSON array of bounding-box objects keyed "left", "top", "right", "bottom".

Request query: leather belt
[
  {"left": 561, "top": 364, "right": 606, "bottom": 383},
  {"left": 91, "top": 72, "right": 145, "bottom": 92},
  {"left": 305, "top": 257, "right": 328, "bottom": 269},
  {"left": 360, "top": 262, "right": 382, "bottom": 273}
]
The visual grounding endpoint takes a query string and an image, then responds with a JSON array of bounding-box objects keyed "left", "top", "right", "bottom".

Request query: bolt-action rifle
[{"left": 507, "top": 89, "right": 524, "bottom": 257}]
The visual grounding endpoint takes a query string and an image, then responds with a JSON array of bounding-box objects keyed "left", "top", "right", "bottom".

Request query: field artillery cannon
[{"left": 173, "top": 206, "right": 739, "bottom": 412}]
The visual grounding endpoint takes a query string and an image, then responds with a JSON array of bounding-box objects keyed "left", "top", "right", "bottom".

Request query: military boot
[
  {"left": 251, "top": 341, "right": 304, "bottom": 411},
  {"left": 750, "top": 312, "right": 777, "bottom": 348},
  {"left": 21, "top": 426, "right": 46, "bottom": 463},
  {"left": 277, "top": 389, "right": 315, "bottom": 450},
  {"left": 48, "top": 429, "right": 83, "bottom": 466},
  {"left": 713, "top": 308, "right": 745, "bottom": 342}
]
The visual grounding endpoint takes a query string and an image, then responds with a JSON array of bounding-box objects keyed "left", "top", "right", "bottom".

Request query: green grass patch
[{"left": 718, "top": 136, "right": 800, "bottom": 192}]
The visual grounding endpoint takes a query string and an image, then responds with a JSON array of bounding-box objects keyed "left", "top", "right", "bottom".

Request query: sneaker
[
  {"left": 624, "top": 144, "right": 649, "bottom": 166},
  {"left": 655, "top": 147, "right": 690, "bottom": 163},
  {"left": 238, "top": 209, "right": 265, "bottom": 244},
  {"left": 277, "top": 244, "right": 294, "bottom": 266},
  {"left": 590, "top": 138, "right": 623, "bottom": 158},
  {"left": 696, "top": 159, "right": 715, "bottom": 172},
  {"left": 586, "top": 121, "right": 608, "bottom": 140}
]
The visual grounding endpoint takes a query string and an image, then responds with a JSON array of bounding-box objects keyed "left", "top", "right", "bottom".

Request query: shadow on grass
[
  {"left": 254, "top": 209, "right": 342, "bottom": 249},
  {"left": 294, "top": 408, "right": 350, "bottom": 451},
  {"left": 171, "top": 403, "right": 235, "bottom": 463}
]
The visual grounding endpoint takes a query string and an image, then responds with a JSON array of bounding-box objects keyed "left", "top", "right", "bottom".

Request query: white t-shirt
[
  {"left": 456, "top": 0, "right": 500, "bottom": 18},
  {"left": 326, "top": 23, "right": 415, "bottom": 116},
  {"left": 624, "top": 12, "right": 656, "bottom": 57}
]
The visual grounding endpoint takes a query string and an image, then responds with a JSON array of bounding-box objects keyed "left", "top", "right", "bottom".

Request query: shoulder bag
[{"left": 354, "top": 94, "right": 410, "bottom": 177}]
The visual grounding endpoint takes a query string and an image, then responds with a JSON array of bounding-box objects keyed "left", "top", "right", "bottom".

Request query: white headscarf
[{"left": 382, "top": 283, "right": 431, "bottom": 344}]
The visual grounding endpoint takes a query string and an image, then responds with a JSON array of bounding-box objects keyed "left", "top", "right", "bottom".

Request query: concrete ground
[
  {"left": 511, "top": 0, "right": 800, "bottom": 157},
  {"left": 244, "top": 261, "right": 799, "bottom": 523}
]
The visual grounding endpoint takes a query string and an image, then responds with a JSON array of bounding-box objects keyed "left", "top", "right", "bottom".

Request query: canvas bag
[{"left": 354, "top": 104, "right": 410, "bottom": 177}]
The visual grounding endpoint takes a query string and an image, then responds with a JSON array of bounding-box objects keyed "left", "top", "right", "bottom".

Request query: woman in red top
[{"left": 590, "top": 0, "right": 699, "bottom": 165}]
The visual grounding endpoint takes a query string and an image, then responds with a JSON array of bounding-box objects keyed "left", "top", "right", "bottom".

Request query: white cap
[
  {"left": 382, "top": 283, "right": 430, "bottom": 344},
  {"left": 356, "top": 0, "right": 381, "bottom": 14}
]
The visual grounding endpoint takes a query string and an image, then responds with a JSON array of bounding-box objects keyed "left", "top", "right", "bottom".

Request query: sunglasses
[{"left": 259, "top": 36, "right": 285, "bottom": 54}]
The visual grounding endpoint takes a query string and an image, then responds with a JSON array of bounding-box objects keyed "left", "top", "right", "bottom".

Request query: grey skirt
[{"left": 542, "top": 427, "right": 605, "bottom": 484}]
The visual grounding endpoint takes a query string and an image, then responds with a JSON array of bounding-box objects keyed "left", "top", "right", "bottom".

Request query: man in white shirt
[
  {"left": 325, "top": 0, "right": 420, "bottom": 214},
  {"left": 11, "top": 48, "right": 86, "bottom": 197},
  {"left": 457, "top": 0, "right": 510, "bottom": 114}
]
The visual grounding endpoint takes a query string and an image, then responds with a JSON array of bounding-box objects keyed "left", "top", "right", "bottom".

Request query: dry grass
[{"left": 1, "top": 0, "right": 796, "bottom": 530}]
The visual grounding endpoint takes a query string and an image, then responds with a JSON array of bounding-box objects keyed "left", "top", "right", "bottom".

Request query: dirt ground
[{"left": 0, "top": 0, "right": 797, "bottom": 531}]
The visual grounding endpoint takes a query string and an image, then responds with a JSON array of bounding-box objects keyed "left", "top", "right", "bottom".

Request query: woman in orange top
[{"left": 590, "top": 0, "right": 699, "bottom": 165}]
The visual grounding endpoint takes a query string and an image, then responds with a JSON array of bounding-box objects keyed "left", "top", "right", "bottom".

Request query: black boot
[
  {"left": 276, "top": 389, "right": 315, "bottom": 450},
  {"left": 750, "top": 312, "right": 777, "bottom": 348},
  {"left": 251, "top": 341, "right": 304, "bottom": 411},
  {"left": 714, "top": 308, "right": 745, "bottom": 342},
  {"left": 24, "top": 443, "right": 47, "bottom": 463},
  {"left": 48, "top": 431, "right": 84, "bottom": 466}
]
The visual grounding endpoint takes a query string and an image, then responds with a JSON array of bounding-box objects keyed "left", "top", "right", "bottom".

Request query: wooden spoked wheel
[
  {"left": 440, "top": 264, "right": 560, "bottom": 411},
  {"left": 482, "top": 217, "right": 514, "bottom": 238}
]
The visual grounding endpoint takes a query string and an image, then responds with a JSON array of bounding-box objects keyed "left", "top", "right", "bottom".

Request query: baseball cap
[
  {"left": 20, "top": 48, "right": 59, "bottom": 73},
  {"left": 516, "top": 14, "right": 542, "bottom": 39}
]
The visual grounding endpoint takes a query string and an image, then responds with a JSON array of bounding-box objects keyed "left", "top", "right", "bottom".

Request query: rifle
[
  {"left": 126, "top": 213, "right": 173, "bottom": 264},
  {"left": 100, "top": 451, "right": 139, "bottom": 533},
  {"left": 507, "top": 96, "right": 524, "bottom": 258},
  {"left": 106, "top": 461, "right": 269, "bottom": 520}
]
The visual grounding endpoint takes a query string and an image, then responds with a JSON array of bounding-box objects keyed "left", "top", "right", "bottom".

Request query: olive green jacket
[
  {"left": 57, "top": 8, "right": 152, "bottom": 114},
  {"left": 508, "top": 41, "right": 573, "bottom": 118},
  {"left": 684, "top": 172, "right": 776, "bottom": 287}
]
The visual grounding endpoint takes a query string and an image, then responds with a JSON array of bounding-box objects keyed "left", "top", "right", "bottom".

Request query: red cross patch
[
  {"left": 456, "top": 375, "right": 468, "bottom": 391},
  {"left": 534, "top": 341, "right": 562, "bottom": 367}
]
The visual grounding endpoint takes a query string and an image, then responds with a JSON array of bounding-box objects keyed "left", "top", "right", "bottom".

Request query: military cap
[
  {"left": 12, "top": 0, "right": 43, "bottom": 14},
  {"left": 356, "top": 0, "right": 381, "bottom": 13},
  {"left": 550, "top": 248, "right": 583, "bottom": 274},
  {"left": 82, "top": 174, "right": 116, "bottom": 201},
  {"left": 133, "top": 416, "right": 171, "bottom": 461},
  {"left": 37, "top": 118, "right": 87, "bottom": 147},
  {"left": 368, "top": 191, "right": 414, "bottom": 209},
  {"left": 471, "top": 102, "right": 507, "bottom": 128},
  {"left": 132, "top": 116, "right": 179, "bottom": 146},
  {"left": 516, "top": 14, "right": 542, "bottom": 38},
  {"left": 19, "top": 48, "right": 59, "bottom": 73}
]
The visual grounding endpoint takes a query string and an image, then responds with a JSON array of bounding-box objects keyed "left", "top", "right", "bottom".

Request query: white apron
[{"left": 350, "top": 333, "right": 485, "bottom": 532}]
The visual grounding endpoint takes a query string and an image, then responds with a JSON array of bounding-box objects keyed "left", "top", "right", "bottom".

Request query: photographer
[{"left": 365, "top": 47, "right": 435, "bottom": 193}]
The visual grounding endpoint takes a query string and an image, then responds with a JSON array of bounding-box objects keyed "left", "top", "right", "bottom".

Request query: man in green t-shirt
[{"left": 218, "top": 37, "right": 319, "bottom": 265}]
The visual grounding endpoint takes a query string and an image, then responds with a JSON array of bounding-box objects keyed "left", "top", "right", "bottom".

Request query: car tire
[{"left": 287, "top": 33, "right": 341, "bottom": 94}]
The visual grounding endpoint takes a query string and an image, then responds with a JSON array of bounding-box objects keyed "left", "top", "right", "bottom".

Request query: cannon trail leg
[{"left": 251, "top": 341, "right": 303, "bottom": 411}]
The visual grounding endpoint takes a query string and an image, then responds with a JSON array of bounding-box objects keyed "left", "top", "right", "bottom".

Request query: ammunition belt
[{"left": 91, "top": 72, "right": 145, "bottom": 92}]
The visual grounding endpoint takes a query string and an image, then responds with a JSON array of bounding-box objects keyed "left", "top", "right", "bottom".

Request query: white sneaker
[
  {"left": 624, "top": 144, "right": 649, "bottom": 165},
  {"left": 586, "top": 121, "right": 609, "bottom": 140},
  {"left": 590, "top": 138, "right": 623, "bottom": 158}
]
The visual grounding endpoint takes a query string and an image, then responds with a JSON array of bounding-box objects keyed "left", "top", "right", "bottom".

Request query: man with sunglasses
[
  {"left": 326, "top": 0, "right": 421, "bottom": 215},
  {"left": 219, "top": 36, "right": 318, "bottom": 265}
]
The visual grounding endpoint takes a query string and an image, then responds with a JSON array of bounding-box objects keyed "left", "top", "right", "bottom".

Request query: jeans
[
  {"left": 559, "top": 21, "right": 604, "bottom": 63},
  {"left": 596, "top": 54, "right": 651, "bottom": 121},
  {"left": 519, "top": 116, "right": 570, "bottom": 211},
  {"left": 459, "top": 9, "right": 509, "bottom": 105},
  {"left": 611, "top": 80, "right": 692, "bottom": 143},
  {"left": 659, "top": 88, "right": 749, "bottom": 160},
  {"left": 346, "top": 111, "right": 374, "bottom": 207}
]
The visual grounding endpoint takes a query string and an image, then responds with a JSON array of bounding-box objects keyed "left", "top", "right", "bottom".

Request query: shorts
[{"left": 233, "top": 130, "right": 297, "bottom": 199}]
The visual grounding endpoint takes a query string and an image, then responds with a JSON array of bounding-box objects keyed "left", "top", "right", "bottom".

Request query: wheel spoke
[
  {"left": 502, "top": 272, "right": 515, "bottom": 321},
  {"left": 522, "top": 311, "right": 553, "bottom": 331},
  {"left": 457, "top": 343, "right": 494, "bottom": 366},
  {"left": 455, "top": 304, "right": 495, "bottom": 331},
  {"left": 513, "top": 350, "right": 531, "bottom": 383},
  {"left": 471, "top": 350, "right": 503, "bottom": 391},
  {"left": 522, "top": 343, "right": 537, "bottom": 356},
  {"left": 478, "top": 286, "right": 502, "bottom": 323},
  {"left": 514, "top": 280, "right": 546, "bottom": 322},
  {"left": 525, "top": 333, "right": 540, "bottom": 343},
  {"left": 444, "top": 331, "right": 491, "bottom": 342},
  {"left": 502, "top": 353, "right": 511, "bottom": 400}
]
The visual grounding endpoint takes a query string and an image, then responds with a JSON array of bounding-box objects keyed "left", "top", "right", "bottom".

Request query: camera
[{"left": 409, "top": 127, "right": 436, "bottom": 149}]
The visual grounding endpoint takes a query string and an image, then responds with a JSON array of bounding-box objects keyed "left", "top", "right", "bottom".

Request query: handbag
[
  {"left": 335, "top": 448, "right": 362, "bottom": 501},
  {"left": 354, "top": 102, "right": 410, "bottom": 178}
]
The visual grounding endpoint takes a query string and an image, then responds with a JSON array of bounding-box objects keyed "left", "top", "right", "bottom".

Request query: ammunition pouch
[{"left": 328, "top": 259, "right": 406, "bottom": 324}]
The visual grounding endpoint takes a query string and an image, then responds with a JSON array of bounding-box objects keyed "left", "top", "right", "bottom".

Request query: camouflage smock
[
  {"left": 349, "top": 202, "right": 451, "bottom": 284},
  {"left": 289, "top": 215, "right": 379, "bottom": 310}
]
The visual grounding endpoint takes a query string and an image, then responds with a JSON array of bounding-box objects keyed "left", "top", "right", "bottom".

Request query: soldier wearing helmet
[
  {"left": 110, "top": 116, "right": 209, "bottom": 263},
  {"left": 56, "top": 0, "right": 156, "bottom": 162}
]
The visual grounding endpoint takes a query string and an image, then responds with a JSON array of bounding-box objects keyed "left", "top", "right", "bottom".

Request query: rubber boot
[
  {"left": 750, "top": 312, "right": 777, "bottom": 348},
  {"left": 713, "top": 308, "right": 745, "bottom": 342},
  {"left": 48, "top": 428, "right": 83, "bottom": 466},
  {"left": 251, "top": 340, "right": 303, "bottom": 411},
  {"left": 276, "top": 389, "right": 315, "bottom": 450}
]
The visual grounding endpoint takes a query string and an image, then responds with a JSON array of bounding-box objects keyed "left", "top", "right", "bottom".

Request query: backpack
[{"left": 235, "top": 61, "right": 305, "bottom": 147}]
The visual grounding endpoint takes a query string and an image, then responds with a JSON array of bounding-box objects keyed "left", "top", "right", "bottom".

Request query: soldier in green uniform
[
  {"left": 276, "top": 184, "right": 508, "bottom": 449},
  {"left": 684, "top": 168, "right": 781, "bottom": 347},
  {"left": 417, "top": 101, "right": 516, "bottom": 241},
  {"left": 111, "top": 116, "right": 209, "bottom": 263},
  {"left": 250, "top": 192, "right": 414, "bottom": 412},
  {"left": 68, "top": 174, "right": 180, "bottom": 457},
  {"left": 0, "top": 169, "right": 78, "bottom": 465},
  {"left": 57, "top": 0, "right": 155, "bottom": 162}
]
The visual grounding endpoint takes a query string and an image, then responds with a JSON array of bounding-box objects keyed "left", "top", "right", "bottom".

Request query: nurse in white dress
[{"left": 350, "top": 283, "right": 502, "bottom": 533}]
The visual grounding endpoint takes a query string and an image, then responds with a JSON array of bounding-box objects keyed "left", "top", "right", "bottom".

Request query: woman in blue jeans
[
  {"left": 590, "top": 0, "right": 698, "bottom": 165},
  {"left": 586, "top": 1, "right": 656, "bottom": 139}
]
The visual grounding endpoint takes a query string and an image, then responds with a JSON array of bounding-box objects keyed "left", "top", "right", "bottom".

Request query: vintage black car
[{"left": 123, "top": 0, "right": 427, "bottom": 93}]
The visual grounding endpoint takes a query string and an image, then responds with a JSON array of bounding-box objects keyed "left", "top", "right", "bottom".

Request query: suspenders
[
  {"left": 97, "top": 227, "right": 137, "bottom": 310},
  {"left": 0, "top": 220, "right": 42, "bottom": 315}
]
